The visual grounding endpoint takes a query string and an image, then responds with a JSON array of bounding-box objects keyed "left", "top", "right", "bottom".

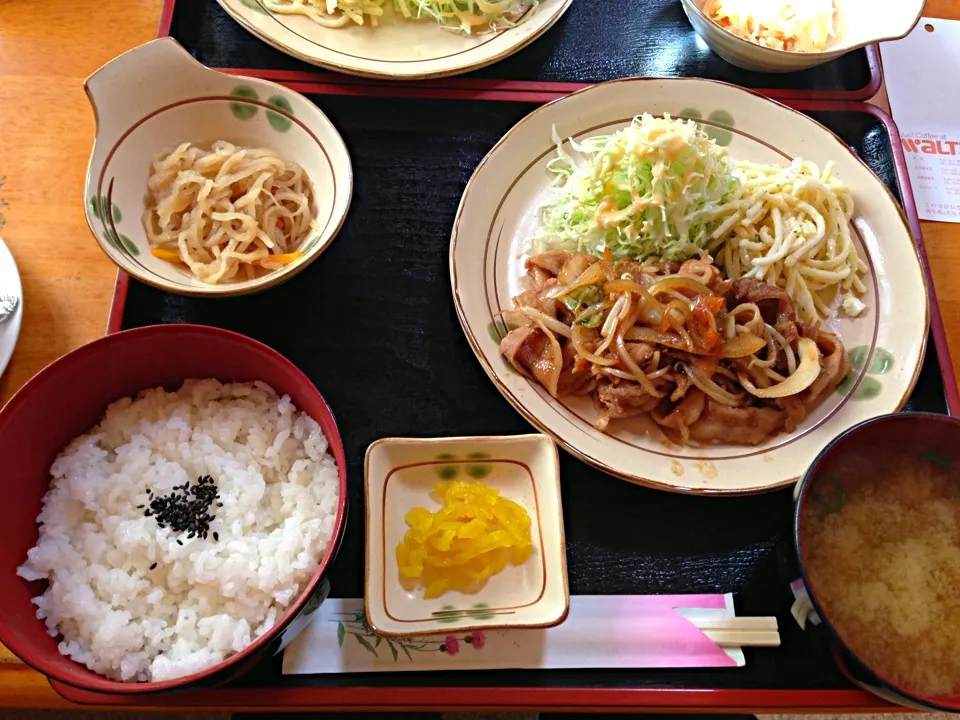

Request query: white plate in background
[
  {"left": 216, "top": 0, "right": 573, "bottom": 79},
  {"left": 0, "top": 236, "right": 23, "bottom": 379}
]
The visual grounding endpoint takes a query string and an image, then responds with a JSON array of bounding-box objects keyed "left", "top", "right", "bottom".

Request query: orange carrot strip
[
  {"left": 254, "top": 252, "right": 303, "bottom": 267},
  {"left": 150, "top": 247, "right": 183, "bottom": 264}
]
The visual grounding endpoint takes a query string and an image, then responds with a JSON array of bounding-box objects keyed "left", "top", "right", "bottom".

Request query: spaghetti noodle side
[
  {"left": 142, "top": 141, "right": 317, "bottom": 285},
  {"left": 262, "top": 0, "right": 386, "bottom": 26}
]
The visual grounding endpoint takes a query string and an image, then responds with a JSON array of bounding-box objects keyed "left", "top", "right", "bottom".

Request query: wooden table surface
[{"left": 0, "top": 0, "right": 958, "bottom": 710}]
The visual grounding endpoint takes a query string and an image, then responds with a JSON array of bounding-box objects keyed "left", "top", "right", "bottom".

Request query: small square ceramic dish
[{"left": 364, "top": 434, "right": 568, "bottom": 637}]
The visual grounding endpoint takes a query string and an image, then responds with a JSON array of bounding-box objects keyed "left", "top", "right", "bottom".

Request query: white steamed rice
[{"left": 17, "top": 379, "right": 340, "bottom": 683}]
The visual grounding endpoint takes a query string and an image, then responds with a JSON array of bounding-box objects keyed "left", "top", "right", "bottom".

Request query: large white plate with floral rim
[
  {"left": 217, "top": 0, "right": 573, "bottom": 80},
  {"left": 449, "top": 77, "right": 930, "bottom": 495}
]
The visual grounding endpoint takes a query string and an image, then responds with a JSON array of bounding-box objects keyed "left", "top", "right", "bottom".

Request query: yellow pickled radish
[{"left": 395, "top": 480, "right": 534, "bottom": 599}]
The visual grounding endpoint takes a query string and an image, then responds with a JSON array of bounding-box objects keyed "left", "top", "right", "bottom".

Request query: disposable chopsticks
[
  {"left": 691, "top": 616, "right": 781, "bottom": 648},
  {"left": 426, "top": 611, "right": 781, "bottom": 648}
]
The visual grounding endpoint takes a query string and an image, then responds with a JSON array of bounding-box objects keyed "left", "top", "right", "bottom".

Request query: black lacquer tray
[{"left": 67, "top": 96, "right": 952, "bottom": 711}]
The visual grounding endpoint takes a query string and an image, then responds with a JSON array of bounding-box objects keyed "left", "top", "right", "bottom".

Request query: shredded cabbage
[
  {"left": 265, "top": 0, "right": 534, "bottom": 32},
  {"left": 533, "top": 113, "right": 741, "bottom": 263},
  {"left": 394, "top": 0, "right": 536, "bottom": 33}
]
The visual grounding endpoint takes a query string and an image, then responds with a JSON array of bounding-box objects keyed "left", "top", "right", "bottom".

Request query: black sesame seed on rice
[
  {"left": 149, "top": 562, "right": 157, "bottom": 570},
  {"left": 144, "top": 475, "right": 221, "bottom": 541}
]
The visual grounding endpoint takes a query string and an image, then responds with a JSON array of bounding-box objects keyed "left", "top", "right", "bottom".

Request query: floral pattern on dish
[{"left": 334, "top": 610, "right": 487, "bottom": 660}]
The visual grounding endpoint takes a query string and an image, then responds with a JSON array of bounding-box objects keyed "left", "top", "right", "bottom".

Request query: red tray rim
[
  {"left": 156, "top": 0, "right": 883, "bottom": 102},
  {"left": 50, "top": 680, "right": 896, "bottom": 711}
]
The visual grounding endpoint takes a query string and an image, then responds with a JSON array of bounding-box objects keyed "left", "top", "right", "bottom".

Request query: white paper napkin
[
  {"left": 881, "top": 18, "right": 960, "bottom": 223},
  {"left": 282, "top": 595, "right": 746, "bottom": 675}
]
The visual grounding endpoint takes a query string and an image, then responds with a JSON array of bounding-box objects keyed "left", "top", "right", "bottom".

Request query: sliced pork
[
  {"left": 499, "top": 250, "right": 857, "bottom": 448},
  {"left": 688, "top": 400, "right": 787, "bottom": 446}
]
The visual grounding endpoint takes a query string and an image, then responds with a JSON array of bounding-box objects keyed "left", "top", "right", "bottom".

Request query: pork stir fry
[{"left": 499, "top": 251, "right": 850, "bottom": 446}]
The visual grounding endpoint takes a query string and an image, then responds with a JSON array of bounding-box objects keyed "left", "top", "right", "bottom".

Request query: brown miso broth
[{"left": 801, "top": 444, "right": 960, "bottom": 698}]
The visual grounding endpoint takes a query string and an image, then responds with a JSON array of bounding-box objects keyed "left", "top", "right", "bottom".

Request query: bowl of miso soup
[{"left": 794, "top": 412, "right": 960, "bottom": 711}]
